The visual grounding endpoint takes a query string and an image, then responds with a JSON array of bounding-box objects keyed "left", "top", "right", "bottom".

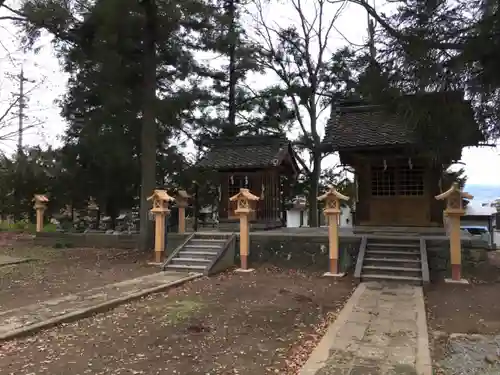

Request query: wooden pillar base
[
  {"left": 154, "top": 251, "right": 163, "bottom": 264},
  {"left": 241, "top": 254, "right": 248, "bottom": 270},
  {"left": 236, "top": 255, "right": 254, "bottom": 273},
  {"left": 451, "top": 264, "right": 461, "bottom": 281},
  {"left": 445, "top": 264, "right": 469, "bottom": 284},
  {"left": 235, "top": 268, "right": 255, "bottom": 273},
  {"left": 322, "top": 258, "right": 345, "bottom": 278},
  {"left": 330, "top": 258, "right": 338, "bottom": 274},
  {"left": 323, "top": 271, "right": 346, "bottom": 278}
]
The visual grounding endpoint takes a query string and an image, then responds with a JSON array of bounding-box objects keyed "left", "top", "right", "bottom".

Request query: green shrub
[
  {"left": 52, "top": 242, "right": 74, "bottom": 249},
  {"left": 0, "top": 221, "right": 57, "bottom": 233}
]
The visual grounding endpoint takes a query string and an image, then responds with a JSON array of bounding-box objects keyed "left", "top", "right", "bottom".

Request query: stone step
[
  {"left": 178, "top": 250, "right": 218, "bottom": 259},
  {"left": 165, "top": 264, "right": 207, "bottom": 272},
  {"left": 191, "top": 238, "right": 227, "bottom": 243},
  {"left": 361, "top": 273, "right": 422, "bottom": 285},
  {"left": 365, "top": 235, "right": 422, "bottom": 241},
  {"left": 363, "top": 265, "right": 421, "bottom": 272},
  {"left": 362, "top": 265, "right": 421, "bottom": 278},
  {"left": 364, "top": 257, "right": 420, "bottom": 263},
  {"left": 171, "top": 257, "right": 212, "bottom": 266},
  {"left": 184, "top": 243, "right": 223, "bottom": 250},
  {"left": 364, "top": 257, "right": 421, "bottom": 269},
  {"left": 369, "top": 242, "right": 420, "bottom": 249},
  {"left": 366, "top": 250, "right": 420, "bottom": 256}
]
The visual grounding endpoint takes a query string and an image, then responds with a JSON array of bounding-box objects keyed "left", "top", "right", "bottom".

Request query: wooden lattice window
[
  {"left": 228, "top": 175, "right": 249, "bottom": 197},
  {"left": 397, "top": 166, "right": 424, "bottom": 196},
  {"left": 228, "top": 175, "right": 250, "bottom": 218},
  {"left": 371, "top": 166, "right": 396, "bottom": 196}
]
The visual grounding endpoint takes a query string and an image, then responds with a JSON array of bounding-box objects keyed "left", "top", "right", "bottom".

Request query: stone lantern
[
  {"left": 33, "top": 194, "right": 49, "bottom": 232},
  {"left": 87, "top": 197, "right": 99, "bottom": 229},
  {"left": 317, "top": 186, "right": 349, "bottom": 277},
  {"left": 176, "top": 190, "right": 191, "bottom": 234},
  {"left": 229, "top": 188, "right": 260, "bottom": 271},
  {"left": 435, "top": 182, "right": 473, "bottom": 283},
  {"left": 147, "top": 189, "right": 174, "bottom": 263}
]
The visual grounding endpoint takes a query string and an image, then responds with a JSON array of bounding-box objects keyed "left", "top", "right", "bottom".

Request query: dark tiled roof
[
  {"left": 323, "top": 104, "right": 415, "bottom": 150},
  {"left": 323, "top": 92, "right": 483, "bottom": 151},
  {"left": 197, "top": 134, "right": 293, "bottom": 169}
]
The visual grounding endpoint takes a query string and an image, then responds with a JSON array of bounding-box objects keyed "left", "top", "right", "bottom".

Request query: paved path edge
[
  {"left": 0, "top": 258, "right": 33, "bottom": 267},
  {"left": 299, "top": 283, "right": 367, "bottom": 375},
  {"left": 415, "top": 287, "right": 432, "bottom": 375},
  {"left": 0, "top": 273, "right": 202, "bottom": 343}
]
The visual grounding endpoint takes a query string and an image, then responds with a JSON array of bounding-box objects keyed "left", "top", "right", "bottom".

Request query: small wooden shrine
[
  {"left": 322, "top": 91, "right": 483, "bottom": 228},
  {"left": 197, "top": 135, "right": 300, "bottom": 228}
]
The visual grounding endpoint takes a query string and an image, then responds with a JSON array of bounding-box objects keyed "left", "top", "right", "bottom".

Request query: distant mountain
[{"left": 464, "top": 184, "right": 500, "bottom": 204}]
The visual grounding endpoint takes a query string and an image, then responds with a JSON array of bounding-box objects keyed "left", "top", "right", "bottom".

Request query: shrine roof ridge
[
  {"left": 322, "top": 90, "right": 483, "bottom": 152},
  {"left": 196, "top": 133, "right": 299, "bottom": 172},
  {"left": 200, "top": 134, "right": 288, "bottom": 148}
]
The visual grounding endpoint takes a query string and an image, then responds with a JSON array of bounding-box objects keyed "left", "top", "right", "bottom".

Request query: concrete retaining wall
[
  {"left": 34, "top": 232, "right": 490, "bottom": 276},
  {"left": 34, "top": 232, "right": 189, "bottom": 255},
  {"left": 246, "top": 234, "right": 361, "bottom": 273},
  {"left": 425, "top": 237, "right": 490, "bottom": 280}
]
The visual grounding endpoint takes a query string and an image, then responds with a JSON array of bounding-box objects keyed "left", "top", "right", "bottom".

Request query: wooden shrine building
[
  {"left": 322, "top": 92, "right": 483, "bottom": 228},
  {"left": 197, "top": 135, "right": 300, "bottom": 229}
]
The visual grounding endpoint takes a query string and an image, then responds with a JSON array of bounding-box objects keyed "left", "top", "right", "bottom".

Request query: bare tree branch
[
  {"left": 0, "top": 96, "right": 19, "bottom": 124},
  {"left": 328, "top": 0, "right": 469, "bottom": 51},
  {"left": 249, "top": 0, "right": 354, "bottom": 226},
  {"left": 251, "top": 1, "right": 313, "bottom": 146},
  {"left": 250, "top": 0, "right": 349, "bottom": 147},
  {"left": 293, "top": 151, "right": 312, "bottom": 174}
]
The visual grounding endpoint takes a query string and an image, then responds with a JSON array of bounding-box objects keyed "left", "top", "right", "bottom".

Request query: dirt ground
[
  {"left": 426, "top": 251, "right": 500, "bottom": 371},
  {"left": 0, "top": 267, "right": 356, "bottom": 375},
  {"left": 0, "top": 242, "right": 158, "bottom": 311}
]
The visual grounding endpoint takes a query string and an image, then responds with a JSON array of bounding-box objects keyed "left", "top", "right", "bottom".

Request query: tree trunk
[
  {"left": 224, "top": 0, "right": 237, "bottom": 137},
  {"left": 138, "top": 0, "right": 157, "bottom": 251},
  {"left": 308, "top": 150, "right": 321, "bottom": 227}
]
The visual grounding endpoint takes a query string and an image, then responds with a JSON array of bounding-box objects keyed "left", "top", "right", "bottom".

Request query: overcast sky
[{"left": 0, "top": 0, "right": 499, "bottom": 187}]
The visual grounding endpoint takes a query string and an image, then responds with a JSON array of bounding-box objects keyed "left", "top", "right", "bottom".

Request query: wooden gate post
[
  {"left": 318, "top": 186, "right": 349, "bottom": 277},
  {"left": 230, "top": 188, "right": 259, "bottom": 272},
  {"left": 33, "top": 194, "right": 49, "bottom": 232},
  {"left": 176, "top": 190, "right": 191, "bottom": 234},
  {"left": 435, "top": 182, "right": 473, "bottom": 283},
  {"left": 147, "top": 190, "right": 174, "bottom": 263}
]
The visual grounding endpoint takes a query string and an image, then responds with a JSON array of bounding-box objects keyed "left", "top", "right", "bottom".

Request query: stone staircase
[
  {"left": 163, "top": 233, "right": 235, "bottom": 274},
  {"left": 357, "top": 236, "right": 429, "bottom": 285}
]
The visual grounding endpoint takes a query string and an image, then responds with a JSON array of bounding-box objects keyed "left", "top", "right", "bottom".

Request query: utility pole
[
  {"left": 18, "top": 67, "right": 25, "bottom": 155},
  {"left": 13, "top": 66, "right": 34, "bottom": 156}
]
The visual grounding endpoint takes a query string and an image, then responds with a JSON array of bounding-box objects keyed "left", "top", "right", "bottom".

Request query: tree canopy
[
  {"left": 0, "top": 0, "right": 490, "bottom": 228},
  {"left": 345, "top": 0, "right": 500, "bottom": 139}
]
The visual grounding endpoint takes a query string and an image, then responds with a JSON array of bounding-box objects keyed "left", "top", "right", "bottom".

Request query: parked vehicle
[{"left": 461, "top": 225, "right": 492, "bottom": 247}]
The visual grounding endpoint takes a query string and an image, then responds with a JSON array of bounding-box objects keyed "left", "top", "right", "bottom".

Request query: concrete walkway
[
  {"left": 0, "top": 271, "right": 201, "bottom": 341},
  {"left": 300, "top": 282, "right": 431, "bottom": 375}
]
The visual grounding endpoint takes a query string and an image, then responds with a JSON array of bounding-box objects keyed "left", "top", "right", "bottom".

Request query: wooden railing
[
  {"left": 354, "top": 236, "right": 368, "bottom": 280},
  {"left": 419, "top": 238, "right": 430, "bottom": 284}
]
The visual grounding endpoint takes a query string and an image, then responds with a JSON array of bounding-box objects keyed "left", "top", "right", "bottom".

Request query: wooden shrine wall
[{"left": 218, "top": 169, "right": 283, "bottom": 223}]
